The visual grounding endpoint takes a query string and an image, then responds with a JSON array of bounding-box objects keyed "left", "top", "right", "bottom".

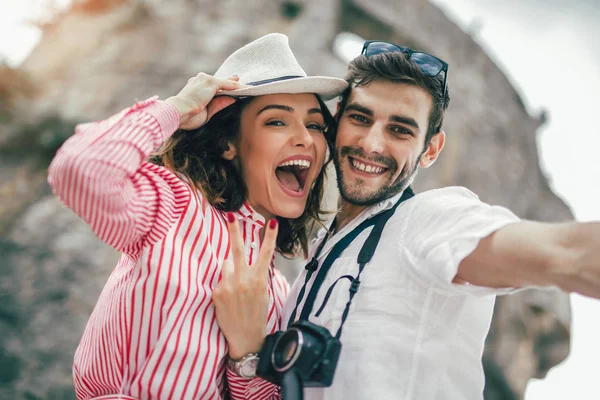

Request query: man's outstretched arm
[{"left": 457, "top": 221, "right": 600, "bottom": 298}]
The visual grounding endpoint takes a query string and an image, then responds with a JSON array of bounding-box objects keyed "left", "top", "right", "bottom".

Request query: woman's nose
[{"left": 291, "top": 125, "right": 314, "bottom": 147}]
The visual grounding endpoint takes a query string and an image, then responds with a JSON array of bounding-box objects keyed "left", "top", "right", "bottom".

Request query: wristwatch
[{"left": 227, "top": 353, "right": 260, "bottom": 379}]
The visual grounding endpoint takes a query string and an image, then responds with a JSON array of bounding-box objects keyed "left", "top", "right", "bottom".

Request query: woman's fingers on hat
[
  {"left": 184, "top": 74, "right": 244, "bottom": 97},
  {"left": 206, "top": 96, "right": 236, "bottom": 121},
  {"left": 215, "top": 77, "right": 247, "bottom": 92},
  {"left": 169, "top": 73, "right": 243, "bottom": 130},
  {"left": 188, "top": 72, "right": 211, "bottom": 84},
  {"left": 257, "top": 219, "right": 278, "bottom": 279},
  {"left": 225, "top": 212, "right": 247, "bottom": 275}
]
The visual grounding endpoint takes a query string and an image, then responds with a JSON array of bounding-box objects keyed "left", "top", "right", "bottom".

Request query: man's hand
[
  {"left": 212, "top": 213, "right": 278, "bottom": 360},
  {"left": 550, "top": 222, "right": 600, "bottom": 298},
  {"left": 165, "top": 73, "right": 246, "bottom": 130}
]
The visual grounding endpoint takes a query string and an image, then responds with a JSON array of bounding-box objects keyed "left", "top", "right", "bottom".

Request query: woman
[{"left": 48, "top": 33, "right": 347, "bottom": 400}]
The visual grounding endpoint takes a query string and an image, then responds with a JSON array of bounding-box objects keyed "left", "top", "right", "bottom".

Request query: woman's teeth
[
  {"left": 278, "top": 159, "right": 311, "bottom": 169},
  {"left": 350, "top": 158, "right": 385, "bottom": 174}
]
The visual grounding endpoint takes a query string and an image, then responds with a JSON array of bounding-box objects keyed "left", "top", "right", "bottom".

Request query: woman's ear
[{"left": 221, "top": 142, "right": 237, "bottom": 160}]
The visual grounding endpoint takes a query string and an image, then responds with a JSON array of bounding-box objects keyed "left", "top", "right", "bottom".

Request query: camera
[{"left": 257, "top": 319, "right": 342, "bottom": 388}]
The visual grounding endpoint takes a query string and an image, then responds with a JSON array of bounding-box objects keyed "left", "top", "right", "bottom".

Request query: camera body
[{"left": 257, "top": 319, "right": 342, "bottom": 387}]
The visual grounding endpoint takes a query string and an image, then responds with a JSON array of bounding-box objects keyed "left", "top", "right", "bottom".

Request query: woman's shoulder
[{"left": 142, "top": 161, "right": 195, "bottom": 201}]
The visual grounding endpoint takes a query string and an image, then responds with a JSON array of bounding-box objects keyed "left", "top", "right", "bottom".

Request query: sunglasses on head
[{"left": 361, "top": 40, "right": 449, "bottom": 100}]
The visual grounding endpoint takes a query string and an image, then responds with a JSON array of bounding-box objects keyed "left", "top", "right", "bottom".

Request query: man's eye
[
  {"left": 350, "top": 114, "right": 369, "bottom": 123},
  {"left": 391, "top": 126, "right": 412, "bottom": 136},
  {"left": 266, "top": 119, "right": 286, "bottom": 126}
]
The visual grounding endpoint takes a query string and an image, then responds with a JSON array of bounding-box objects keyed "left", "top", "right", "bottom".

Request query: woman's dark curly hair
[{"left": 149, "top": 95, "right": 336, "bottom": 258}]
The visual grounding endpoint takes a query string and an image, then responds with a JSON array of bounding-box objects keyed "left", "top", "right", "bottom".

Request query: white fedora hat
[{"left": 214, "top": 33, "right": 348, "bottom": 101}]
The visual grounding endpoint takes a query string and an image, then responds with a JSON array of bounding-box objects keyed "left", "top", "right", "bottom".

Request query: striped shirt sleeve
[
  {"left": 226, "top": 369, "right": 281, "bottom": 400},
  {"left": 47, "top": 97, "right": 191, "bottom": 255}
]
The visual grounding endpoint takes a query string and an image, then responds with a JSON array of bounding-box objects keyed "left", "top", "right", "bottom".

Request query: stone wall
[{"left": 0, "top": 0, "right": 571, "bottom": 398}]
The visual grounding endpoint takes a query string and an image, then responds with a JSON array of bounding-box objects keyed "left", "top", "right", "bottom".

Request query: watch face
[{"left": 241, "top": 356, "right": 259, "bottom": 378}]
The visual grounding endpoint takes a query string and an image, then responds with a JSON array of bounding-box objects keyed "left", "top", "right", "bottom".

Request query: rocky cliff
[{"left": 0, "top": 0, "right": 572, "bottom": 398}]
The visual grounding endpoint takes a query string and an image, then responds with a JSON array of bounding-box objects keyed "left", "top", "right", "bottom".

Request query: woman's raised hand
[
  {"left": 212, "top": 213, "right": 279, "bottom": 360},
  {"left": 165, "top": 73, "right": 246, "bottom": 130}
]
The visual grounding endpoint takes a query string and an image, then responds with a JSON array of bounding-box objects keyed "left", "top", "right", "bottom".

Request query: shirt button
[
  {"left": 252, "top": 214, "right": 260, "bottom": 221},
  {"left": 250, "top": 242, "right": 257, "bottom": 249},
  {"left": 248, "top": 386, "right": 259, "bottom": 395}
]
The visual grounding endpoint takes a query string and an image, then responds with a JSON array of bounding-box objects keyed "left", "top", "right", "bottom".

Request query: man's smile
[{"left": 348, "top": 156, "right": 389, "bottom": 176}]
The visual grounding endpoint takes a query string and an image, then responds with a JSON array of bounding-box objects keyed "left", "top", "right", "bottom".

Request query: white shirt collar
[{"left": 312, "top": 189, "right": 408, "bottom": 259}]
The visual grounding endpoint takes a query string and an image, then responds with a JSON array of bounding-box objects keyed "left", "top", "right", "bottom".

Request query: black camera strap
[{"left": 287, "top": 187, "right": 415, "bottom": 332}]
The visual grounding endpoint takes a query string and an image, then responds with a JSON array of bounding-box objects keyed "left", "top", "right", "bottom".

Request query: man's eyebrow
[
  {"left": 390, "top": 115, "right": 420, "bottom": 131},
  {"left": 345, "top": 103, "right": 374, "bottom": 116},
  {"left": 256, "top": 104, "right": 294, "bottom": 116}
]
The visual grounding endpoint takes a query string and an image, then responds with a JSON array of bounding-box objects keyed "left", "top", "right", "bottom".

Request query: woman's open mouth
[{"left": 275, "top": 157, "right": 312, "bottom": 197}]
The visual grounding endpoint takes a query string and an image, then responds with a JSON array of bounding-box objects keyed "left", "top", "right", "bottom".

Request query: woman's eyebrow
[
  {"left": 256, "top": 104, "right": 293, "bottom": 116},
  {"left": 256, "top": 104, "right": 323, "bottom": 116}
]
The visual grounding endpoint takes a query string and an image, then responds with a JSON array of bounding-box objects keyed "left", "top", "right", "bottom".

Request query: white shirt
[{"left": 281, "top": 187, "right": 520, "bottom": 400}]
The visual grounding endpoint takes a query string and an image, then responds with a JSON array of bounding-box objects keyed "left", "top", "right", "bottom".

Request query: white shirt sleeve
[{"left": 400, "top": 186, "right": 521, "bottom": 296}]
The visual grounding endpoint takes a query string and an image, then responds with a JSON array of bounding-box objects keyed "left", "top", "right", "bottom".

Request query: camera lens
[
  {"left": 272, "top": 327, "right": 303, "bottom": 372},
  {"left": 281, "top": 339, "right": 297, "bottom": 363}
]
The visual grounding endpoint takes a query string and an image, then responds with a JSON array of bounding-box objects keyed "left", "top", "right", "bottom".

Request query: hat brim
[{"left": 215, "top": 76, "right": 348, "bottom": 101}]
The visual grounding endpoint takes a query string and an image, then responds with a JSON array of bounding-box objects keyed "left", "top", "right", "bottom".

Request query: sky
[{"left": 1, "top": 0, "right": 599, "bottom": 399}]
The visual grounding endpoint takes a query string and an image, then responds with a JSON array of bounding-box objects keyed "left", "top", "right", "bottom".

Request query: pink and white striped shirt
[{"left": 48, "top": 97, "right": 288, "bottom": 400}]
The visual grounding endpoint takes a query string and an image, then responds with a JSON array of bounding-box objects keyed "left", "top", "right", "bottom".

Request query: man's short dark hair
[{"left": 339, "top": 52, "right": 451, "bottom": 146}]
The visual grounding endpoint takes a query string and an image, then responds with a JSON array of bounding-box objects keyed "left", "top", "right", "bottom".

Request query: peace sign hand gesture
[{"left": 212, "top": 213, "right": 279, "bottom": 360}]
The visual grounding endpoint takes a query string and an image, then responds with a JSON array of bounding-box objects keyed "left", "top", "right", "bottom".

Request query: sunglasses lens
[
  {"left": 364, "top": 41, "right": 403, "bottom": 57},
  {"left": 362, "top": 41, "right": 448, "bottom": 84},
  {"left": 410, "top": 53, "right": 444, "bottom": 76}
]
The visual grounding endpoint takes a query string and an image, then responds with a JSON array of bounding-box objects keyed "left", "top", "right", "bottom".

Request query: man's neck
[{"left": 335, "top": 201, "right": 369, "bottom": 233}]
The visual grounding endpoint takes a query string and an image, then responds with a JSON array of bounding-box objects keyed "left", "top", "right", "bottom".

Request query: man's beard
[{"left": 333, "top": 146, "right": 421, "bottom": 206}]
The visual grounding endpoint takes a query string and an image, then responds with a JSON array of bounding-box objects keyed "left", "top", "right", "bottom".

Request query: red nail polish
[
  {"left": 269, "top": 219, "right": 278, "bottom": 229},
  {"left": 226, "top": 212, "right": 235, "bottom": 223}
]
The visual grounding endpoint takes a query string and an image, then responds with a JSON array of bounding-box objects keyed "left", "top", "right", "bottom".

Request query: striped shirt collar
[{"left": 233, "top": 201, "right": 266, "bottom": 227}]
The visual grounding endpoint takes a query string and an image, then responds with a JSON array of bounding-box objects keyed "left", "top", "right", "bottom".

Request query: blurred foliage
[
  {"left": 0, "top": 64, "right": 37, "bottom": 122},
  {"left": 1, "top": 116, "right": 77, "bottom": 168}
]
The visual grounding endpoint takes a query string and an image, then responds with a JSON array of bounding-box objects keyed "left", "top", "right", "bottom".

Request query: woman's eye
[
  {"left": 307, "top": 123, "right": 325, "bottom": 131},
  {"left": 266, "top": 119, "right": 286, "bottom": 127}
]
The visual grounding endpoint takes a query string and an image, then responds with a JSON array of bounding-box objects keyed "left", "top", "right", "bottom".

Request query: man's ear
[
  {"left": 221, "top": 142, "right": 237, "bottom": 160},
  {"left": 419, "top": 130, "right": 446, "bottom": 168}
]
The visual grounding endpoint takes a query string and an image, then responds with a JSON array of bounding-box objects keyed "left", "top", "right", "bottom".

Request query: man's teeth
[
  {"left": 278, "top": 159, "right": 311, "bottom": 169},
  {"left": 351, "top": 158, "right": 385, "bottom": 174}
]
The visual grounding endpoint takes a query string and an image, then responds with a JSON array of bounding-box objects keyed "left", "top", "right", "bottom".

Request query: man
[{"left": 214, "top": 40, "right": 600, "bottom": 399}]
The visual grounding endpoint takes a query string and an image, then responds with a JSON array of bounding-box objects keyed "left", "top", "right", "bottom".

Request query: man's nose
[{"left": 357, "top": 123, "right": 385, "bottom": 154}]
